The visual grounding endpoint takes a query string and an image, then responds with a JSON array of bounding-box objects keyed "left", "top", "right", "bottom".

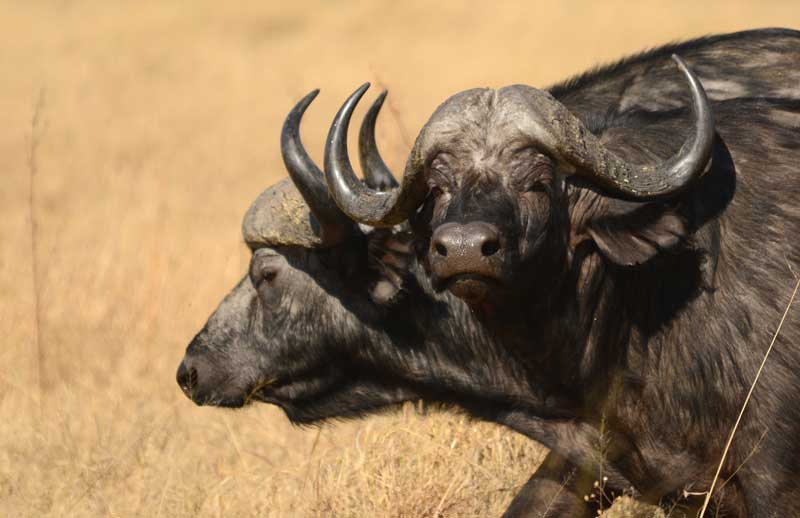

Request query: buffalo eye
[
  {"left": 258, "top": 268, "right": 278, "bottom": 286},
  {"left": 511, "top": 150, "right": 554, "bottom": 193},
  {"left": 249, "top": 249, "right": 287, "bottom": 290},
  {"left": 250, "top": 266, "right": 278, "bottom": 290},
  {"left": 428, "top": 155, "right": 456, "bottom": 187}
]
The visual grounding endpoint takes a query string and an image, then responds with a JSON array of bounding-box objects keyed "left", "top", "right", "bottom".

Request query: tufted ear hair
[
  {"left": 366, "top": 228, "right": 415, "bottom": 304},
  {"left": 584, "top": 199, "right": 688, "bottom": 267},
  {"left": 567, "top": 120, "right": 699, "bottom": 267}
]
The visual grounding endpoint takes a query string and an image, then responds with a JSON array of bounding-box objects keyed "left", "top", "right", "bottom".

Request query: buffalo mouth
[
  {"left": 242, "top": 378, "right": 280, "bottom": 405},
  {"left": 186, "top": 391, "right": 248, "bottom": 408},
  {"left": 242, "top": 373, "right": 330, "bottom": 408},
  {"left": 182, "top": 378, "right": 280, "bottom": 409},
  {"left": 439, "top": 273, "right": 501, "bottom": 304}
]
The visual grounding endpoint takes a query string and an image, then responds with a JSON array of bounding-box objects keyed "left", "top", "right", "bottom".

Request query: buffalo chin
[
  {"left": 444, "top": 274, "right": 499, "bottom": 304},
  {"left": 186, "top": 392, "right": 247, "bottom": 408},
  {"left": 186, "top": 381, "right": 267, "bottom": 409}
]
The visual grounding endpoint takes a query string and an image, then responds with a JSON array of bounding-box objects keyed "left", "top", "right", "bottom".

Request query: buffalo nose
[
  {"left": 176, "top": 360, "right": 198, "bottom": 398},
  {"left": 428, "top": 222, "right": 506, "bottom": 301},
  {"left": 431, "top": 222, "right": 503, "bottom": 260}
]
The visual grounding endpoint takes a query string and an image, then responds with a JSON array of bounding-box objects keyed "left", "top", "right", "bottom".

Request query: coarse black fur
[
  {"left": 549, "top": 28, "right": 800, "bottom": 132},
  {"left": 180, "top": 224, "right": 621, "bottom": 516},
  {"left": 401, "top": 34, "right": 800, "bottom": 518},
  {"left": 180, "top": 30, "right": 800, "bottom": 517},
  {"left": 180, "top": 97, "right": 800, "bottom": 516}
]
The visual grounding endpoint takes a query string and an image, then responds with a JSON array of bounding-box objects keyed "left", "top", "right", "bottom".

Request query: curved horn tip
[
  {"left": 369, "top": 90, "right": 389, "bottom": 115},
  {"left": 564, "top": 52, "right": 713, "bottom": 200},
  {"left": 282, "top": 86, "right": 356, "bottom": 245},
  {"left": 359, "top": 89, "right": 399, "bottom": 191},
  {"left": 328, "top": 83, "right": 373, "bottom": 131},
  {"left": 324, "top": 82, "right": 402, "bottom": 226},
  {"left": 670, "top": 54, "right": 695, "bottom": 77},
  {"left": 670, "top": 53, "right": 686, "bottom": 66},
  {"left": 352, "top": 82, "right": 371, "bottom": 102},
  {"left": 329, "top": 83, "right": 372, "bottom": 149},
  {"left": 364, "top": 90, "right": 388, "bottom": 119},
  {"left": 283, "top": 90, "right": 321, "bottom": 135},
  {"left": 293, "top": 89, "right": 321, "bottom": 114}
]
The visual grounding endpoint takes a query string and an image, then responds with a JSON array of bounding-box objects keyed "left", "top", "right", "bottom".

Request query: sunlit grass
[{"left": 3, "top": 1, "right": 799, "bottom": 516}]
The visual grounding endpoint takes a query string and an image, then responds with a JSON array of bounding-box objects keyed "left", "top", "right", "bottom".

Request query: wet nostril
[
  {"left": 177, "top": 362, "right": 198, "bottom": 396},
  {"left": 434, "top": 242, "right": 448, "bottom": 257},
  {"left": 481, "top": 239, "right": 501, "bottom": 257}
]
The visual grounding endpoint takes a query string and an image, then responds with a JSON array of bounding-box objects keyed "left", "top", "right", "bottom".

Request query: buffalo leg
[{"left": 503, "top": 450, "right": 600, "bottom": 518}]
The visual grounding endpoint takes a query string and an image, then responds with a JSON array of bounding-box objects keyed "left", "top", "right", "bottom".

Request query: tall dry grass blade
[
  {"left": 368, "top": 67, "right": 413, "bottom": 150},
  {"left": 27, "top": 88, "right": 46, "bottom": 405},
  {"left": 698, "top": 276, "right": 800, "bottom": 517},
  {"left": 223, "top": 415, "right": 250, "bottom": 472},
  {"left": 298, "top": 427, "right": 323, "bottom": 498},
  {"left": 155, "top": 457, "right": 174, "bottom": 518}
]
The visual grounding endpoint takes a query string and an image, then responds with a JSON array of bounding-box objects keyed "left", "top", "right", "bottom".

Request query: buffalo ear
[
  {"left": 574, "top": 124, "right": 694, "bottom": 267},
  {"left": 367, "top": 229, "right": 415, "bottom": 304},
  {"left": 584, "top": 200, "right": 688, "bottom": 267}
]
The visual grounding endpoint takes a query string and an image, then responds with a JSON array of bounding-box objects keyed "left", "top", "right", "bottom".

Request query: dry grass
[{"left": 3, "top": 2, "right": 800, "bottom": 516}]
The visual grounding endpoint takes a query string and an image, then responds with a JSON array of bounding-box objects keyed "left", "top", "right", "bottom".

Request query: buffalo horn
[
  {"left": 324, "top": 83, "right": 429, "bottom": 227},
  {"left": 358, "top": 91, "right": 399, "bottom": 191},
  {"left": 281, "top": 90, "right": 356, "bottom": 244}
]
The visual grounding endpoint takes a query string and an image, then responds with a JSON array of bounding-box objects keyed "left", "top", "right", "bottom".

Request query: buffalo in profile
[
  {"left": 322, "top": 29, "right": 800, "bottom": 516},
  {"left": 180, "top": 29, "right": 800, "bottom": 517},
  {"left": 177, "top": 96, "right": 612, "bottom": 516}
]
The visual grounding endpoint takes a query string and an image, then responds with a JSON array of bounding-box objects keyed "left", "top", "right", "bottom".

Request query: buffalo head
[
  {"left": 176, "top": 92, "right": 419, "bottom": 418},
  {"left": 322, "top": 56, "right": 714, "bottom": 309}
]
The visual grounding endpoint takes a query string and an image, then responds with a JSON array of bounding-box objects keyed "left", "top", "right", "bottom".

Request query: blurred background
[{"left": 3, "top": 1, "right": 799, "bottom": 516}]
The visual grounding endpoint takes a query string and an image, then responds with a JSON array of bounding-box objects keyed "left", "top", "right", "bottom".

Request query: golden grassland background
[{"left": 3, "top": 1, "right": 799, "bottom": 516}]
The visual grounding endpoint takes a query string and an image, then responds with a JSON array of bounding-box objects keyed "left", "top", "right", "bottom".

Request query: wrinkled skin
[
  {"left": 182, "top": 99, "right": 800, "bottom": 517},
  {"left": 393, "top": 36, "right": 800, "bottom": 518},
  {"left": 181, "top": 224, "right": 619, "bottom": 517},
  {"left": 180, "top": 30, "right": 800, "bottom": 517},
  {"left": 314, "top": 29, "right": 800, "bottom": 516},
  {"left": 411, "top": 95, "right": 800, "bottom": 516},
  {"left": 415, "top": 28, "right": 800, "bottom": 311}
]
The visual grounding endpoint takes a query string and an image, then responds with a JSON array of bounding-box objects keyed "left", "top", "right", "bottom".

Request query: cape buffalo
[
  {"left": 321, "top": 29, "right": 800, "bottom": 516},
  {"left": 177, "top": 93, "right": 623, "bottom": 517}
]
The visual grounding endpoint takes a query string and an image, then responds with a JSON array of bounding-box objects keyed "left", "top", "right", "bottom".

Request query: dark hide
[
  {"left": 549, "top": 28, "right": 800, "bottom": 130},
  {"left": 408, "top": 78, "right": 800, "bottom": 518},
  {"left": 180, "top": 225, "right": 627, "bottom": 517},
  {"left": 180, "top": 30, "right": 800, "bottom": 517}
]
